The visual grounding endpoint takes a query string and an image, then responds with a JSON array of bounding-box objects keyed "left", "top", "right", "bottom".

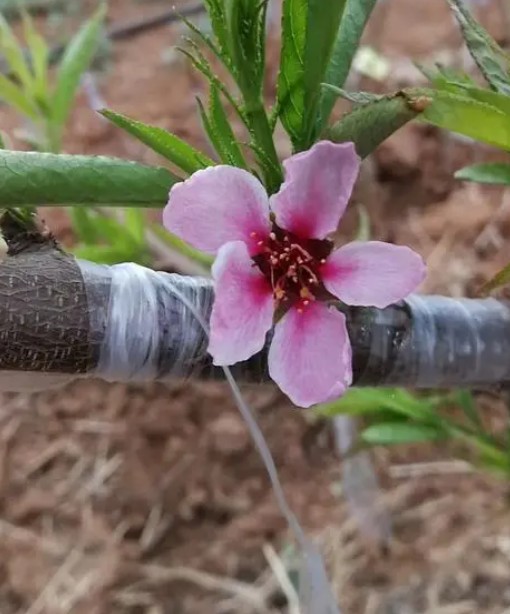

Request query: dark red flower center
[{"left": 251, "top": 224, "right": 334, "bottom": 313}]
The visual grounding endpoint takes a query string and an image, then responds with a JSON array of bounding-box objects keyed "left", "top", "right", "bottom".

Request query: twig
[
  {"left": 262, "top": 543, "right": 301, "bottom": 614},
  {"left": 138, "top": 563, "right": 270, "bottom": 613}
]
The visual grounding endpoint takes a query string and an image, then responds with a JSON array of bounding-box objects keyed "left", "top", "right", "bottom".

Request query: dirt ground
[{"left": 3, "top": 0, "right": 510, "bottom": 612}]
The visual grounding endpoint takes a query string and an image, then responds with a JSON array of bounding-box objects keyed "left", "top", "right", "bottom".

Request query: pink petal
[
  {"left": 270, "top": 141, "right": 360, "bottom": 240},
  {"left": 163, "top": 166, "right": 271, "bottom": 255},
  {"left": 208, "top": 241, "right": 274, "bottom": 365},
  {"left": 268, "top": 302, "right": 352, "bottom": 408},
  {"left": 322, "top": 241, "right": 426, "bottom": 308}
]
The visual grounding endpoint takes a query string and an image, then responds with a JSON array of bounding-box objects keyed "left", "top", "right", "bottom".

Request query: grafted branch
[{"left": 1, "top": 233, "right": 510, "bottom": 392}]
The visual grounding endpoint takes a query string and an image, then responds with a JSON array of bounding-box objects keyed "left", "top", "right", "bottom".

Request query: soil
[{"left": 2, "top": 1, "right": 510, "bottom": 613}]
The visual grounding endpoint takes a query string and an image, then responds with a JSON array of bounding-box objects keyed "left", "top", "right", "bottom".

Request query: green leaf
[
  {"left": 21, "top": 10, "right": 50, "bottom": 104},
  {"left": 179, "top": 44, "right": 246, "bottom": 126},
  {"left": 68, "top": 207, "right": 100, "bottom": 243},
  {"left": 203, "top": 0, "right": 230, "bottom": 61},
  {"left": 326, "top": 89, "right": 428, "bottom": 158},
  {"left": 101, "top": 108, "right": 214, "bottom": 175},
  {"left": 278, "top": 0, "right": 348, "bottom": 149},
  {"left": 422, "top": 90, "right": 510, "bottom": 149},
  {"left": 225, "top": 0, "right": 268, "bottom": 96},
  {"left": 317, "top": 388, "right": 439, "bottom": 421},
  {"left": 362, "top": 422, "right": 446, "bottom": 445},
  {"left": 124, "top": 208, "right": 146, "bottom": 246},
  {"left": 0, "top": 13, "right": 33, "bottom": 91},
  {"left": 454, "top": 390, "right": 482, "bottom": 428},
  {"left": 423, "top": 63, "right": 477, "bottom": 92},
  {"left": 301, "top": 0, "right": 347, "bottom": 146},
  {"left": 199, "top": 87, "right": 248, "bottom": 168},
  {"left": 0, "top": 151, "right": 178, "bottom": 207},
  {"left": 447, "top": 0, "right": 510, "bottom": 95},
  {"left": 480, "top": 262, "right": 510, "bottom": 294},
  {"left": 74, "top": 243, "right": 145, "bottom": 265},
  {"left": 0, "top": 72, "right": 38, "bottom": 119},
  {"left": 441, "top": 83, "right": 510, "bottom": 117},
  {"left": 455, "top": 162, "right": 510, "bottom": 185},
  {"left": 318, "top": 0, "right": 377, "bottom": 131},
  {"left": 277, "top": 0, "right": 306, "bottom": 147},
  {"left": 52, "top": 4, "right": 105, "bottom": 128},
  {"left": 81, "top": 212, "right": 136, "bottom": 247}
]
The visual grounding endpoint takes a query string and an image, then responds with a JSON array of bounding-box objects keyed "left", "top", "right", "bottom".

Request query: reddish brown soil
[{"left": 2, "top": 1, "right": 510, "bottom": 613}]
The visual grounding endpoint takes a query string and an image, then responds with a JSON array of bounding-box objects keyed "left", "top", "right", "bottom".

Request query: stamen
[
  {"left": 250, "top": 231, "right": 258, "bottom": 238},
  {"left": 320, "top": 258, "right": 326, "bottom": 264},
  {"left": 269, "top": 232, "right": 276, "bottom": 240},
  {"left": 301, "top": 265, "right": 319, "bottom": 285},
  {"left": 257, "top": 240, "right": 264, "bottom": 246},
  {"left": 293, "top": 243, "right": 314, "bottom": 261}
]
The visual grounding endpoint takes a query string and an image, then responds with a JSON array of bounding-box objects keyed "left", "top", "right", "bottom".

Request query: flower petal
[
  {"left": 208, "top": 241, "right": 274, "bottom": 365},
  {"left": 268, "top": 302, "right": 352, "bottom": 408},
  {"left": 322, "top": 241, "right": 426, "bottom": 308},
  {"left": 163, "top": 166, "right": 271, "bottom": 255},
  {"left": 270, "top": 141, "right": 360, "bottom": 240}
]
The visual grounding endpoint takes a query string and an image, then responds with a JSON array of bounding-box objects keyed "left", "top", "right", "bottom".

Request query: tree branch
[{"left": 0, "top": 239, "right": 509, "bottom": 392}]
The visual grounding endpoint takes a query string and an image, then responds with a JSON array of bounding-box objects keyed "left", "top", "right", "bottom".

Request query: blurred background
[{"left": 2, "top": 0, "right": 510, "bottom": 612}]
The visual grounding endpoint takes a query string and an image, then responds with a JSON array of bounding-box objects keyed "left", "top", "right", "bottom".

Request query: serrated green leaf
[
  {"left": 101, "top": 108, "right": 214, "bottom": 175},
  {"left": 455, "top": 162, "right": 510, "bottom": 185},
  {"left": 203, "top": 0, "right": 230, "bottom": 59},
  {"left": 448, "top": 0, "right": 510, "bottom": 95},
  {"left": 0, "top": 72, "right": 38, "bottom": 119},
  {"left": 225, "top": 0, "right": 267, "bottom": 96},
  {"left": 422, "top": 90, "right": 510, "bottom": 149},
  {"left": 0, "top": 13, "right": 33, "bottom": 91},
  {"left": 278, "top": 0, "right": 348, "bottom": 149},
  {"left": 52, "top": 4, "right": 105, "bottom": 128},
  {"left": 362, "top": 422, "right": 446, "bottom": 445},
  {"left": 318, "top": 0, "right": 377, "bottom": 131},
  {"left": 179, "top": 44, "right": 246, "bottom": 126},
  {"left": 0, "top": 151, "right": 178, "bottom": 207},
  {"left": 201, "top": 86, "right": 248, "bottom": 168},
  {"left": 326, "top": 90, "right": 427, "bottom": 158}
]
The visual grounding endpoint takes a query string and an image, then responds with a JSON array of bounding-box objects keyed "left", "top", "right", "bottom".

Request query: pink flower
[{"left": 163, "top": 141, "right": 426, "bottom": 408}]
